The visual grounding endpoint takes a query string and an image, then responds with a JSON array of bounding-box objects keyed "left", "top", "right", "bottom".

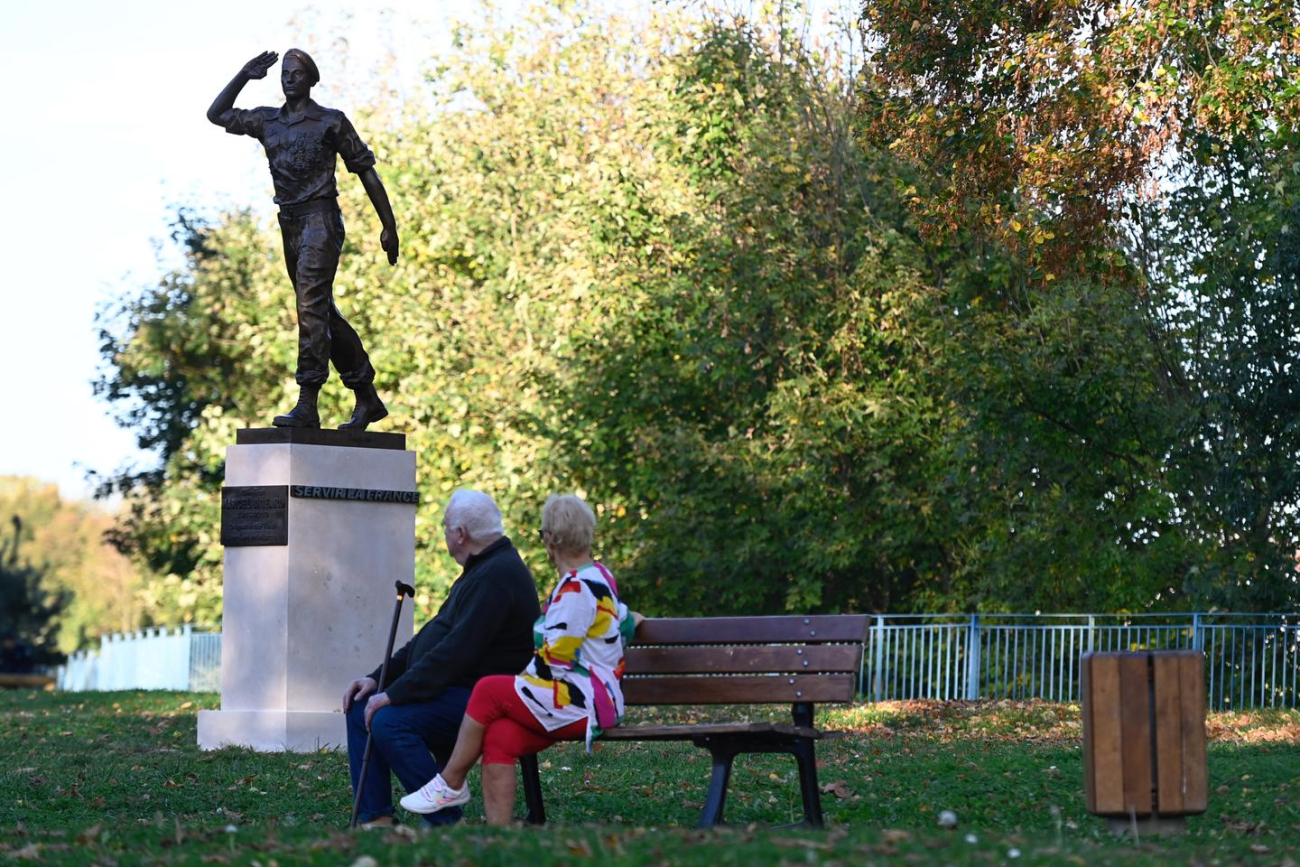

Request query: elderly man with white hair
[{"left": 341, "top": 489, "right": 540, "bottom": 828}]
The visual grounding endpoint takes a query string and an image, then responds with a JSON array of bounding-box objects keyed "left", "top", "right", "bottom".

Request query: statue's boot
[
  {"left": 273, "top": 385, "right": 321, "bottom": 428},
  {"left": 339, "top": 382, "right": 388, "bottom": 432}
]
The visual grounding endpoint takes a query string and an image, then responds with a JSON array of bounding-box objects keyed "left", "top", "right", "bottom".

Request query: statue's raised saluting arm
[{"left": 208, "top": 49, "right": 398, "bottom": 431}]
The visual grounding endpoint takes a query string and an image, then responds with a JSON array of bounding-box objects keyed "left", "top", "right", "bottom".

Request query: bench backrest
[{"left": 622, "top": 615, "right": 870, "bottom": 706}]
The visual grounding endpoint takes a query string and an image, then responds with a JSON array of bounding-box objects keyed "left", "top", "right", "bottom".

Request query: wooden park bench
[
  {"left": 518, "top": 614, "right": 871, "bottom": 828},
  {"left": 0, "top": 673, "right": 55, "bottom": 690}
]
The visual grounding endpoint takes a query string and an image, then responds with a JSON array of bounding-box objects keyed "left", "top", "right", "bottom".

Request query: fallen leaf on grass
[
  {"left": 77, "top": 823, "right": 103, "bottom": 844},
  {"left": 381, "top": 827, "right": 418, "bottom": 845},
  {"left": 1222, "top": 818, "right": 1264, "bottom": 834},
  {"left": 308, "top": 833, "right": 356, "bottom": 853},
  {"left": 820, "top": 781, "right": 853, "bottom": 799},
  {"left": 1251, "top": 844, "right": 1271, "bottom": 854},
  {"left": 771, "top": 837, "right": 833, "bottom": 851},
  {"left": 10, "top": 844, "right": 42, "bottom": 861},
  {"left": 881, "top": 829, "right": 913, "bottom": 843},
  {"left": 566, "top": 838, "right": 594, "bottom": 857}
]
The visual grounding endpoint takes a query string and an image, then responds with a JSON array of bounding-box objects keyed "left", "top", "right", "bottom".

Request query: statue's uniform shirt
[
  {"left": 221, "top": 99, "right": 377, "bottom": 388},
  {"left": 222, "top": 99, "right": 376, "bottom": 206}
]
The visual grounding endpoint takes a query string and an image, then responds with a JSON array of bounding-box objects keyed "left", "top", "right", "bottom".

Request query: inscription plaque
[
  {"left": 221, "top": 485, "right": 289, "bottom": 547},
  {"left": 290, "top": 485, "right": 419, "bottom": 505}
]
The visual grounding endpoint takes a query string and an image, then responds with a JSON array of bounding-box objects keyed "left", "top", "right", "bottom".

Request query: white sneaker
[{"left": 400, "top": 773, "right": 471, "bottom": 815}]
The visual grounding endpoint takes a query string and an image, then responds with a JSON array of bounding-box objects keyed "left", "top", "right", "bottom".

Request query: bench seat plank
[
  {"left": 623, "top": 674, "right": 855, "bottom": 705},
  {"left": 603, "top": 722, "right": 822, "bottom": 741}
]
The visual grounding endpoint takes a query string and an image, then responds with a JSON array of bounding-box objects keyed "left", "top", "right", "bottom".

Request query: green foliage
[
  {"left": 0, "top": 478, "right": 141, "bottom": 656},
  {"left": 857, "top": 0, "right": 1300, "bottom": 611},
  {"left": 916, "top": 262, "right": 1194, "bottom": 612},
  {"left": 1131, "top": 130, "right": 1300, "bottom": 608},
  {"left": 544, "top": 19, "right": 951, "bottom": 614},
  {"left": 859, "top": 0, "right": 1300, "bottom": 260},
  {"left": 0, "top": 514, "right": 64, "bottom": 665}
]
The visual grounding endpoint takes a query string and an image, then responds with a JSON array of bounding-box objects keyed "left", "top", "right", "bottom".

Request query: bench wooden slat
[
  {"left": 623, "top": 673, "right": 856, "bottom": 705},
  {"left": 0, "top": 673, "right": 54, "bottom": 689},
  {"left": 636, "top": 615, "right": 870, "bottom": 645},
  {"left": 625, "top": 644, "right": 860, "bottom": 675},
  {"left": 604, "top": 722, "right": 821, "bottom": 741}
]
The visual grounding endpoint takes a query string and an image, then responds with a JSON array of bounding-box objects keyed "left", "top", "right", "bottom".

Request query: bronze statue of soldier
[{"left": 207, "top": 50, "right": 397, "bottom": 431}]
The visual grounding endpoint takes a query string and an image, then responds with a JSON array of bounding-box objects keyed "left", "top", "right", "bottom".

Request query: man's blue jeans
[{"left": 346, "top": 686, "right": 472, "bottom": 825}]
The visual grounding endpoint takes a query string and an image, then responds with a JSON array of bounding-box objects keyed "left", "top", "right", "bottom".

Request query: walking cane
[{"left": 350, "top": 580, "right": 416, "bottom": 828}]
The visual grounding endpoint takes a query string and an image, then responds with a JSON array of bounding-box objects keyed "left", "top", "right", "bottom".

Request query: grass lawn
[{"left": 2, "top": 690, "right": 1297, "bottom": 865}]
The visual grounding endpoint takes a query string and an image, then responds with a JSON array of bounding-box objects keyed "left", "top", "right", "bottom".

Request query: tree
[
  {"left": 1130, "top": 131, "right": 1300, "bottom": 608},
  {"left": 0, "top": 478, "right": 142, "bottom": 652},
  {"left": 859, "top": 0, "right": 1300, "bottom": 262},
  {"left": 542, "top": 17, "right": 954, "bottom": 613},
  {"left": 858, "top": 0, "right": 1300, "bottom": 609},
  {"left": 0, "top": 514, "right": 67, "bottom": 665}
]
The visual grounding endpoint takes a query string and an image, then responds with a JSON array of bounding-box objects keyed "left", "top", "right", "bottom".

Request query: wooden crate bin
[{"left": 1081, "top": 650, "right": 1208, "bottom": 818}]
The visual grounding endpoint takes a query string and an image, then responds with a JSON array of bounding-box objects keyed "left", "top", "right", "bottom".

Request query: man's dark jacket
[{"left": 370, "top": 536, "right": 540, "bottom": 705}]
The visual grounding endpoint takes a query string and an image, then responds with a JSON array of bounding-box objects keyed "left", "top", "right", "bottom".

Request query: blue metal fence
[
  {"left": 865, "top": 613, "right": 1300, "bottom": 709},
  {"left": 57, "top": 614, "right": 1300, "bottom": 709}
]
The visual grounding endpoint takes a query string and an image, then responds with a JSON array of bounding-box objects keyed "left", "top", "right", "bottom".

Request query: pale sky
[{"left": 0, "top": 0, "right": 850, "bottom": 503}]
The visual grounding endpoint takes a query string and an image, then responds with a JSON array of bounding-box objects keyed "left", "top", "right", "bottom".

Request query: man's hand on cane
[
  {"left": 342, "top": 676, "right": 378, "bottom": 712},
  {"left": 363, "top": 692, "right": 391, "bottom": 730}
]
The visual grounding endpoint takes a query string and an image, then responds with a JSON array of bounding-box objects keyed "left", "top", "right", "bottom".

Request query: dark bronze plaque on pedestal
[{"left": 221, "top": 485, "right": 289, "bottom": 546}]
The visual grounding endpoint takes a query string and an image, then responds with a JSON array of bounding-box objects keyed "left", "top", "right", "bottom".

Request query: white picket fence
[{"left": 56, "top": 625, "right": 221, "bottom": 692}]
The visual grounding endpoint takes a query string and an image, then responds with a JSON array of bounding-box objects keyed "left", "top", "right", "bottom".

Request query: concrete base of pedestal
[{"left": 197, "top": 708, "right": 347, "bottom": 752}]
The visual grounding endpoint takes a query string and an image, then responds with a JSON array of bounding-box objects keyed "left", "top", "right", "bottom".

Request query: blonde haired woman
[{"left": 400, "top": 494, "right": 639, "bottom": 824}]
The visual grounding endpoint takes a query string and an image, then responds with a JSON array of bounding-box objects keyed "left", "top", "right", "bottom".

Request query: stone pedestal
[{"left": 198, "top": 428, "right": 416, "bottom": 752}]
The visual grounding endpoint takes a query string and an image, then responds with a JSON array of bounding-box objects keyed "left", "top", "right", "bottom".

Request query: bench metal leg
[
  {"left": 695, "top": 734, "right": 827, "bottom": 830},
  {"left": 700, "top": 744, "right": 737, "bottom": 828},
  {"left": 791, "top": 738, "right": 824, "bottom": 828},
  {"left": 519, "top": 753, "right": 546, "bottom": 825}
]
